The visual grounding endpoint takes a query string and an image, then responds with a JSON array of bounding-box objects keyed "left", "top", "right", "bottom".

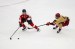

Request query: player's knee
[{"left": 27, "top": 18, "right": 32, "bottom": 24}]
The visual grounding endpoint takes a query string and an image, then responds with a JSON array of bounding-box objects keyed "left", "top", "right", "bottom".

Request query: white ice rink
[{"left": 0, "top": 0, "right": 75, "bottom": 49}]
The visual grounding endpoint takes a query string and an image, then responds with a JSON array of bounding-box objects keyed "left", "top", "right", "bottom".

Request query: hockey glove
[
  {"left": 19, "top": 23, "right": 22, "bottom": 27},
  {"left": 46, "top": 22, "right": 50, "bottom": 26}
]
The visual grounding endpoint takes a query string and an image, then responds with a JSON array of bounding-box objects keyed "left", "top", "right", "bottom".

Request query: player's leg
[
  {"left": 57, "top": 24, "right": 62, "bottom": 33},
  {"left": 53, "top": 25, "right": 58, "bottom": 29},
  {"left": 19, "top": 19, "right": 26, "bottom": 30},
  {"left": 27, "top": 18, "right": 39, "bottom": 31}
]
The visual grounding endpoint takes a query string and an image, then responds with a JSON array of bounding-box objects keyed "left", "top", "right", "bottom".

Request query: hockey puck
[
  {"left": 10, "top": 38, "right": 12, "bottom": 40},
  {"left": 17, "top": 38, "right": 19, "bottom": 39}
]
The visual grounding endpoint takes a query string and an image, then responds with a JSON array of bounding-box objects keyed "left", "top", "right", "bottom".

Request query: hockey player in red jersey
[
  {"left": 46, "top": 13, "right": 70, "bottom": 33},
  {"left": 19, "top": 9, "right": 39, "bottom": 31}
]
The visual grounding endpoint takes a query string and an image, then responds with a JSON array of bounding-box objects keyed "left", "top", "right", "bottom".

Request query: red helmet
[{"left": 55, "top": 13, "right": 60, "bottom": 18}]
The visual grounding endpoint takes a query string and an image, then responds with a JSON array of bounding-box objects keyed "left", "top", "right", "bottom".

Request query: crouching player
[
  {"left": 46, "top": 13, "right": 70, "bottom": 33},
  {"left": 19, "top": 9, "right": 39, "bottom": 31}
]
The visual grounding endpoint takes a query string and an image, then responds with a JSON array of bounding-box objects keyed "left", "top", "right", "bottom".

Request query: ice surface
[{"left": 0, "top": 0, "right": 75, "bottom": 49}]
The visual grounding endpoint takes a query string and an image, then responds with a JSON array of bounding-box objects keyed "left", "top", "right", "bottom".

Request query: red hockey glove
[
  {"left": 46, "top": 22, "right": 50, "bottom": 26},
  {"left": 19, "top": 22, "right": 22, "bottom": 27},
  {"left": 46, "top": 22, "right": 55, "bottom": 26}
]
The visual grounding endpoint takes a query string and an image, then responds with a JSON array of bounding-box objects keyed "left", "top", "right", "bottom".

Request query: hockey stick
[
  {"left": 10, "top": 27, "right": 20, "bottom": 40},
  {"left": 28, "top": 24, "right": 46, "bottom": 29},
  {"left": 37, "top": 24, "right": 46, "bottom": 27}
]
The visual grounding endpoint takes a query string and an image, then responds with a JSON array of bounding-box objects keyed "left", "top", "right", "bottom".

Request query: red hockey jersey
[{"left": 19, "top": 14, "right": 30, "bottom": 21}]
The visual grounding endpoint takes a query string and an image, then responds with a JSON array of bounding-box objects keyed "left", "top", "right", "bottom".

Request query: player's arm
[
  {"left": 27, "top": 15, "right": 32, "bottom": 24},
  {"left": 19, "top": 15, "right": 22, "bottom": 27},
  {"left": 46, "top": 20, "right": 56, "bottom": 26}
]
